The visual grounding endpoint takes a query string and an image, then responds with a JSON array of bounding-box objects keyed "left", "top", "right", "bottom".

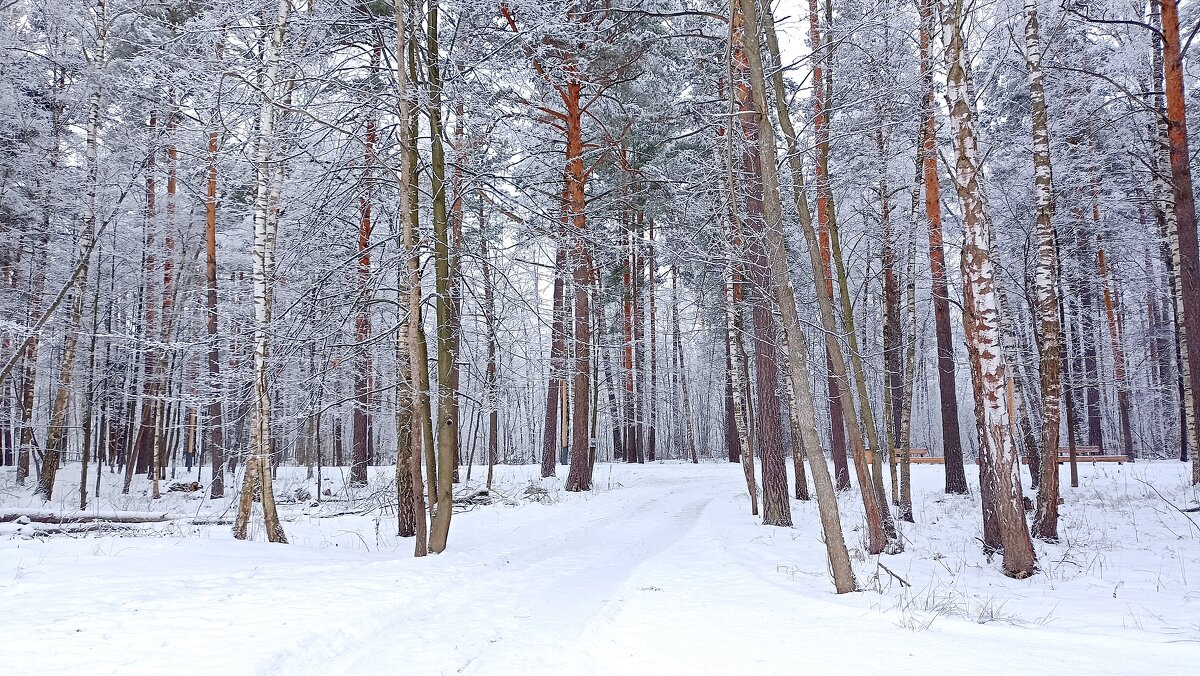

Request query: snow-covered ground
[{"left": 1, "top": 459, "right": 1197, "bottom": 674}]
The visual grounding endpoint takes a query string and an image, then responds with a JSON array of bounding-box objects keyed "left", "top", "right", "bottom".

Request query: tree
[
  {"left": 427, "top": 0, "right": 460, "bottom": 552},
  {"left": 740, "top": 0, "right": 856, "bottom": 593},
  {"left": 1159, "top": 0, "right": 1200, "bottom": 482},
  {"left": 1024, "top": 0, "right": 1063, "bottom": 541},
  {"left": 232, "top": 0, "right": 291, "bottom": 544},
  {"left": 943, "top": 0, "right": 1035, "bottom": 577},
  {"left": 919, "top": 0, "right": 968, "bottom": 494}
]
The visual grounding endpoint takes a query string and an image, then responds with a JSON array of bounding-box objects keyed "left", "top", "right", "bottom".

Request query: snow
[{"left": 1, "top": 460, "right": 1198, "bottom": 674}]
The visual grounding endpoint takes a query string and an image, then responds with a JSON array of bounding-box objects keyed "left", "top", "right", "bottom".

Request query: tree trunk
[
  {"left": 232, "top": 0, "right": 290, "bottom": 545},
  {"left": 732, "top": 3, "right": 790, "bottom": 527},
  {"left": 783, "top": 345, "right": 810, "bottom": 500},
  {"left": 671, "top": 268, "right": 698, "bottom": 464},
  {"left": 427, "top": 0, "right": 460, "bottom": 551},
  {"left": 600, "top": 296, "right": 623, "bottom": 463},
  {"left": 759, "top": 0, "right": 887, "bottom": 552},
  {"left": 563, "top": 77, "right": 594, "bottom": 492},
  {"left": 204, "top": 36, "right": 226, "bottom": 499},
  {"left": 393, "top": 0, "right": 424, "bottom": 550},
  {"left": 35, "top": 0, "right": 107, "bottom": 500},
  {"left": 542, "top": 243, "right": 566, "bottom": 477},
  {"left": 79, "top": 269, "right": 102, "bottom": 509},
  {"left": 741, "top": 0, "right": 855, "bottom": 592},
  {"left": 943, "top": 0, "right": 1035, "bottom": 577},
  {"left": 1161, "top": 0, "right": 1200, "bottom": 481},
  {"left": 1026, "top": 0, "right": 1063, "bottom": 542},
  {"left": 898, "top": 223, "right": 919, "bottom": 522},
  {"left": 723, "top": 333, "right": 741, "bottom": 463},
  {"left": 805, "top": 0, "right": 850, "bottom": 491},
  {"left": 351, "top": 73, "right": 378, "bottom": 485},
  {"left": 482, "top": 214, "right": 501, "bottom": 489},
  {"left": 647, "top": 217, "right": 658, "bottom": 462},
  {"left": 1079, "top": 195, "right": 1103, "bottom": 450},
  {"left": 882, "top": 138, "right": 903, "bottom": 506},
  {"left": 1097, "top": 240, "right": 1134, "bottom": 456},
  {"left": 920, "top": 0, "right": 968, "bottom": 494}
]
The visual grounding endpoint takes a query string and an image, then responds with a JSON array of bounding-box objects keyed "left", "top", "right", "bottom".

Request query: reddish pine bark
[{"left": 920, "top": 0, "right": 967, "bottom": 493}]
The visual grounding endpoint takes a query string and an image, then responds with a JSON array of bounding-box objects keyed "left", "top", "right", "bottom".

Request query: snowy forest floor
[{"left": 1, "top": 459, "right": 1198, "bottom": 674}]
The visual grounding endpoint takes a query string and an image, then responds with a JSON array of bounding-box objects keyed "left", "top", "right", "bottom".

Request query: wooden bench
[
  {"left": 909, "top": 456, "right": 945, "bottom": 464},
  {"left": 1056, "top": 446, "right": 1127, "bottom": 464},
  {"left": 865, "top": 448, "right": 940, "bottom": 464},
  {"left": 1055, "top": 452, "right": 1128, "bottom": 465},
  {"left": 1020, "top": 447, "right": 1129, "bottom": 465}
]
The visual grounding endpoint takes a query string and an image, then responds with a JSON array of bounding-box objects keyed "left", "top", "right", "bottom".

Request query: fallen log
[{"left": 0, "top": 508, "right": 173, "bottom": 524}]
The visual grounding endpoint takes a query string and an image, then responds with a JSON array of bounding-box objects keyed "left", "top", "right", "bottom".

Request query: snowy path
[
  {"left": 312, "top": 479, "right": 715, "bottom": 674},
  {"left": 2, "top": 462, "right": 1199, "bottom": 674}
]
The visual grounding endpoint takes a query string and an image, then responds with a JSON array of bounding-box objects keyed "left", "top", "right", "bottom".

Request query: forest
[{"left": 1, "top": 0, "right": 1199, "bottom": 672}]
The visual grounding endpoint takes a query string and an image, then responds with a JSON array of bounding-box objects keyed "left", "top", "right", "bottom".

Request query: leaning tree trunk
[
  {"left": 944, "top": 0, "right": 1034, "bottom": 577},
  {"left": 759, "top": 0, "right": 888, "bottom": 553},
  {"left": 232, "top": 0, "right": 290, "bottom": 544},
  {"left": 743, "top": 0, "right": 856, "bottom": 592}
]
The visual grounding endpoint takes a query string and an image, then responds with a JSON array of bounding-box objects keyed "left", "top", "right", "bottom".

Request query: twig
[
  {"left": 1133, "top": 476, "right": 1200, "bottom": 535},
  {"left": 877, "top": 560, "right": 911, "bottom": 588}
]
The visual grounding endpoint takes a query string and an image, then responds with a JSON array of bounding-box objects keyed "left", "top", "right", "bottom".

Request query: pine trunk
[
  {"left": 204, "top": 36, "right": 226, "bottom": 498},
  {"left": 563, "top": 77, "right": 594, "bottom": 492},
  {"left": 732, "top": 3, "right": 791, "bottom": 526},
  {"left": 1161, "top": 0, "right": 1200, "bottom": 480},
  {"left": 741, "top": 0, "right": 855, "bottom": 592},
  {"left": 920, "top": 0, "right": 968, "bottom": 494}
]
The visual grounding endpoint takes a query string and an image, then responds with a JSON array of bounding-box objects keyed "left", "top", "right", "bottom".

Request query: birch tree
[
  {"left": 232, "top": 0, "right": 291, "bottom": 544},
  {"left": 943, "top": 0, "right": 1035, "bottom": 577}
]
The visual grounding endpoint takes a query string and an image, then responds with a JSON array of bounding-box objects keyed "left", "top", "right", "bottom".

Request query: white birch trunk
[
  {"left": 943, "top": 0, "right": 1034, "bottom": 577},
  {"left": 233, "top": 0, "right": 291, "bottom": 544}
]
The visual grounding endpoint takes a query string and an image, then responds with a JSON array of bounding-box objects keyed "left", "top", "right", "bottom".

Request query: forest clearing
[
  {"left": 5, "top": 0, "right": 1200, "bottom": 671},
  {"left": 2, "top": 461, "right": 1197, "bottom": 674}
]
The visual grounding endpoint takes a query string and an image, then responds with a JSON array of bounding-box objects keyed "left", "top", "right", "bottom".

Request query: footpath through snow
[{"left": 1, "top": 461, "right": 1198, "bottom": 674}]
